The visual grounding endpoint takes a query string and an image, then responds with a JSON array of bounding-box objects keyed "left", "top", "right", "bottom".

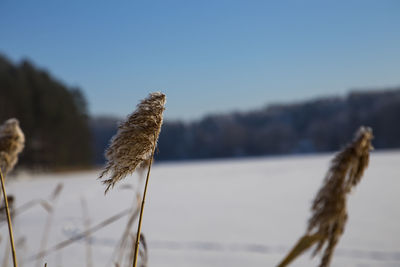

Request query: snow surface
[{"left": 1, "top": 151, "right": 400, "bottom": 267}]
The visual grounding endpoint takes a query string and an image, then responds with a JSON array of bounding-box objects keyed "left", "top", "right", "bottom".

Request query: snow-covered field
[{"left": 1, "top": 150, "right": 400, "bottom": 267}]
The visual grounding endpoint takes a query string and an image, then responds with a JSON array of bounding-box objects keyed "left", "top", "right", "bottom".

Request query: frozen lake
[{"left": 1, "top": 150, "right": 400, "bottom": 267}]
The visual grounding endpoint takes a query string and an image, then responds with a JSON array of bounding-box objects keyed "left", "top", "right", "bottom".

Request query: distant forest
[
  {"left": 0, "top": 55, "right": 92, "bottom": 169},
  {"left": 1, "top": 54, "right": 400, "bottom": 169},
  {"left": 94, "top": 88, "right": 400, "bottom": 163}
]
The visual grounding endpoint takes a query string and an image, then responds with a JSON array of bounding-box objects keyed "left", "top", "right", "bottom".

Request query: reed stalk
[
  {"left": 277, "top": 126, "right": 373, "bottom": 267},
  {"left": 132, "top": 138, "right": 156, "bottom": 267},
  {"left": 108, "top": 193, "right": 141, "bottom": 267},
  {"left": 35, "top": 184, "right": 63, "bottom": 267},
  {"left": 97, "top": 92, "right": 165, "bottom": 267},
  {"left": 0, "top": 168, "right": 17, "bottom": 267},
  {"left": 26, "top": 207, "right": 135, "bottom": 262},
  {"left": 80, "top": 197, "right": 93, "bottom": 267}
]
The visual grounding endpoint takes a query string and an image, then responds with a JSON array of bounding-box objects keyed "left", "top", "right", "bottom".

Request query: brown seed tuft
[
  {"left": 0, "top": 118, "right": 25, "bottom": 175},
  {"left": 99, "top": 92, "right": 166, "bottom": 193},
  {"left": 307, "top": 126, "right": 373, "bottom": 267}
]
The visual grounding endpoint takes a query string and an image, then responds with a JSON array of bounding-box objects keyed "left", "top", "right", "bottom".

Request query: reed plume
[
  {"left": 277, "top": 126, "right": 373, "bottom": 267},
  {"left": 0, "top": 119, "right": 25, "bottom": 176},
  {"left": 0, "top": 118, "right": 25, "bottom": 267},
  {"left": 98, "top": 92, "right": 165, "bottom": 267},
  {"left": 99, "top": 92, "right": 166, "bottom": 193}
]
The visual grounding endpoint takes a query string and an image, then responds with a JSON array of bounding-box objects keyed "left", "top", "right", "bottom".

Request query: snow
[{"left": 1, "top": 150, "right": 400, "bottom": 267}]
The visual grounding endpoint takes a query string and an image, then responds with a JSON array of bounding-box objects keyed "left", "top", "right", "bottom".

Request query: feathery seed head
[
  {"left": 0, "top": 118, "right": 25, "bottom": 175},
  {"left": 307, "top": 126, "right": 373, "bottom": 267},
  {"left": 99, "top": 92, "right": 166, "bottom": 193}
]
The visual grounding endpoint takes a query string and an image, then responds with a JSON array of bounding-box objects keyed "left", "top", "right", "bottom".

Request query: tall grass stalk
[
  {"left": 0, "top": 118, "right": 24, "bottom": 267},
  {"left": 27, "top": 207, "right": 134, "bottom": 262},
  {"left": 98, "top": 92, "right": 165, "bottom": 267},
  {"left": 80, "top": 197, "right": 93, "bottom": 267},
  {"left": 35, "top": 183, "right": 63, "bottom": 267},
  {"left": 0, "top": 168, "right": 17, "bottom": 267},
  {"left": 108, "top": 193, "right": 141, "bottom": 267},
  {"left": 277, "top": 126, "right": 373, "bottom": 267},
  {"left": 132, "top": 139, "right": 156, "bottom": 267}
]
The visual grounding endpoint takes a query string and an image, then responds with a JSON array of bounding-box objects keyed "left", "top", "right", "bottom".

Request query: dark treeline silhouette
[
  {"left": 92, "top": 88, "right": 400, "bottom": 163},
  {"left": 0, "top": 55, "right": 92, "bottom": 169},
  {"left": 2, "top": 54, "right": 400, "bottom": 168}
]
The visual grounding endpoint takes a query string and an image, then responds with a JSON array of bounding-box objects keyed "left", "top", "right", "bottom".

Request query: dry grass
[
  {"left": 27, "top": 204, "right": 139, "bottom": 263},
  {"left": 99, "top": 92, "right": 166, "bottom": 193},
  {"left": 0, "top": 91, "right": 165, "bottom": 266},
  {"left": 98, "top": 92, "right": 166, "bottom": 267},
  {"left": 0, "top": 118, "right": 25, "bottom": 267},
  {"left": 80, "top": 197, "right": 93, "bottom": 267},
  {"left": 277, "top": 126, "right": 374, "bottom": 267},
  {"left": 35, "top": 184, "right": 64, "bottom": 267},
  {"left": 0, "top": 119, "right": 25, "bottom": 176},
  {"left": 108, "top": 193, "right": 141, "bottom": 267},
  {"left": 0, "top": 189, "right": 141, "bottom": 265},
  {"left": 0, "top": 103, "right": 379, "bottom": 267}
]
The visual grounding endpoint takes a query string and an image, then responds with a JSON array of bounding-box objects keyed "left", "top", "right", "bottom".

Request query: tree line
[
  {"left": 95, "top": 88, "right": 400, "bottom": 163},
  {"left": 0, "top": 55, "right": 92, "bottom": 169},
  {"left": 2, "top": 54, "right": 400, "bottom": 168}
]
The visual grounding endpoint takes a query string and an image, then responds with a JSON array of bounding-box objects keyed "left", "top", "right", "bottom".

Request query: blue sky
[{"left": 1, "top": 0, "right": 399, "bottom": 120}]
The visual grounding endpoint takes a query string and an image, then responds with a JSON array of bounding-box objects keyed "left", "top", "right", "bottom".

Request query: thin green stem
[
  {"left": 0, "top": 168, "right": 18, "bottom": 267},
  {"left": 132, "top": 140, "right": 156, "bottom": 267}
]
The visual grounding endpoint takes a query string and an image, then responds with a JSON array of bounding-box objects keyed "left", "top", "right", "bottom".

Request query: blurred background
[{"left": 1, "top": 0, "right": 400, "bottom": 170}]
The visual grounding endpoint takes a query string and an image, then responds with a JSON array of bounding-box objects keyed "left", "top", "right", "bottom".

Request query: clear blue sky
[{"left": 1, "top": 0, "right": 399, "bottom": 120}]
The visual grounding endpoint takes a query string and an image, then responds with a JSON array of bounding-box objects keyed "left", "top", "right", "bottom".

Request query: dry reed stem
[
  {"left": 0, "top": 199, "right": 59, "bottom": 229},
  {"left": 277, "top": 233, "right": 323, "bottom": 267},
  {"left": 99, "top": 92, "right": 166, "bottom": 193},
  {"left": 0, "top": 169, "right": 17, "bottom": 267},
  {"left": 97, "top": 92, "right": 165, "bottom": 267},
  {"left": 80, "top": 197, "right": 93, "bottom": 267},
  {"left": 26, "top": 205, "right": 140, "bottom": 262},
  {"left": 128, "top": 234, "right": 136, "bottom": 267},
  {"left": 0, "top": 119, "right": 24, "bottom": 267},
  {"left": 137, "top": 234, "right": 148, "bottom": 267},
  {"left": 277, "top": 126, "right": 373, "bottom": 267},
  {"left": 124, "top": 233, "right": 148, "bottom": 267},
  {"left": 108, "top": 194, "right": 141, "bottom": 267},
  {"left": 132, "top": 141, "right": 156, "bottom": 267},
  {"left": 35, "top": 184, "right": 63, "bottom": 267},
  {"left": 110, "top": 230, "right": 148, "bottom": 267}
]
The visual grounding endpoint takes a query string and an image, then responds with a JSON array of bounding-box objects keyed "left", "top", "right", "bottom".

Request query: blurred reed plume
[
  {"left": 99, "top": 92, "right": 166, "bottom": 193},
  {"left": 277, "top": 126, "right": 373, "bottom": 267},
  {"left": 0, "top": 118, "right": 25, "bottom": 267},
  {"left": 0, "top": 118, "right": 25, "bottom": 176}
]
